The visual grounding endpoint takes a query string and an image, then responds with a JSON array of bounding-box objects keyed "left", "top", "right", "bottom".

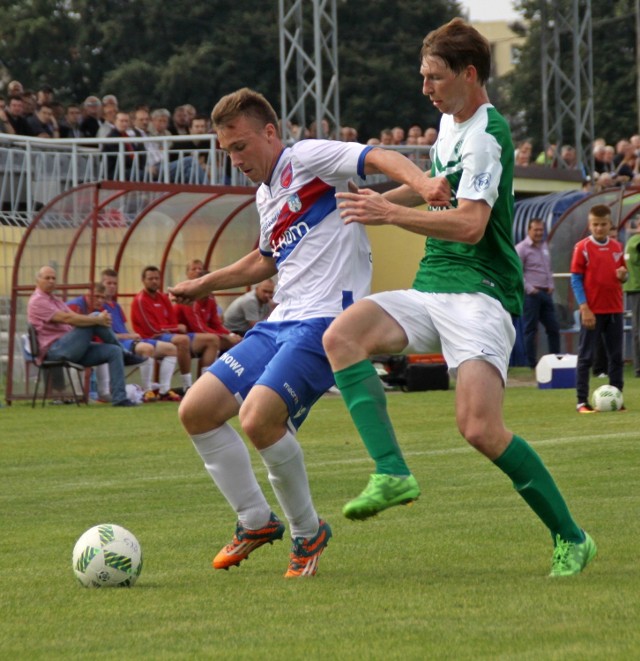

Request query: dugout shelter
[{"left": 5, "top": 181, "right": 259, "bottom": 404}]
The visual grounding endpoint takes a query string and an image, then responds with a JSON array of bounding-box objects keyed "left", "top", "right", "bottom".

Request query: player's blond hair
[{"left": 211, "top": 88, "right": 280, "bottom": 136}]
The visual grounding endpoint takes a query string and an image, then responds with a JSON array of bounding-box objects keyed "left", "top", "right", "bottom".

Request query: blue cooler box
[{"left": 536, "top": 354, "right": 577, "bottom": 389}]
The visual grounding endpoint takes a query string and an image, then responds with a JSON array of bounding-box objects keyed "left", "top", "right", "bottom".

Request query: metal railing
[
  {"left": 0, "top": 133, "right": 432, "bottom": 222},
  {"left": 0, "top": 132, "right": 256, "bottom": 219}
]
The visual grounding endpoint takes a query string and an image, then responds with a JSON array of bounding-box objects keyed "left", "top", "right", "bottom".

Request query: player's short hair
[
  {"left": 101, "top": 268, "right": 118, "bottom": 278},
  {"left": 588, "top": 204, "right": 612, "bottom": 220},
  {"left": 528, "top": 218, "right": 544, "bottom": 229},
  {"left": 420, "top": 18, "right": 491, "bottom": 86},
  {"left": 211, "top": 87, "right": 280, "bottom": 136},
  {"left": 141, "top": 265, "right": 160, "bottom": 280}
]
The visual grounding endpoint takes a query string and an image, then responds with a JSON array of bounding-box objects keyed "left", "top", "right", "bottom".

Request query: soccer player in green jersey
[{"left": 323, "top": 18, "right": 596, "bottom": 577}]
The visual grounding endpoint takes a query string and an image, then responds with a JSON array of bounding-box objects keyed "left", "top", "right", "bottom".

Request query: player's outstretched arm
[
  {"left": 363, "top": 147, "right": 450, "bottom": 207},
  {"left": 169, "top": 250, "right": 277, "bottom": 304}
]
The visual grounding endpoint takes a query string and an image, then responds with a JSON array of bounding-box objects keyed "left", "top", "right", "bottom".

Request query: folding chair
[{"left": 27, "top": 324, "right": 88, "bottom": 408}]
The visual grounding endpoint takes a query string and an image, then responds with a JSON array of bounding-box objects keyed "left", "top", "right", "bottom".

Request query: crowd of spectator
[
  {"left": 2, "top": 78, "right": 640, "bottom": 191},
  {"left": 0, "top": 80, "right": 218, "bottom": 182},
  {"left": 514, "top": 134, "right": 640, "bottom": 193}
]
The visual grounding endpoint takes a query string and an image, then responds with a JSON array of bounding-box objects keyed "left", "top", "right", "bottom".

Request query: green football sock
[
  {"left": 494, "top": 435, "right": 584, "bottom": 543},
  {"left": 334, "top": 359, "right": 410, "bottom": 475}
]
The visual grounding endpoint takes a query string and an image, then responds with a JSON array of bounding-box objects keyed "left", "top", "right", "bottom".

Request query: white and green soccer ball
[
  {"left": 591, "top": 385, "right": 624, "bottom": 412},
  {"left": 72, "top": 524, "right": 143, "bottom": 588}
]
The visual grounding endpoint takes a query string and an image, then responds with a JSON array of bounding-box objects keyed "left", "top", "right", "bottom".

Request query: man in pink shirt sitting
[{"left": 27, "top": 265, "right": 136, "bottom": 407}]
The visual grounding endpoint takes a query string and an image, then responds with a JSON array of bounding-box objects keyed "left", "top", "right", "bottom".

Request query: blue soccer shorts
[
  {"left": 157, "top": 332, "right": 196, "bottom": 344},
  {"left": 119, "top": 338, "right": 159, "bottom": 352},
  {"left": 208, "top": 318, "right": 335, "bottom": 429}
]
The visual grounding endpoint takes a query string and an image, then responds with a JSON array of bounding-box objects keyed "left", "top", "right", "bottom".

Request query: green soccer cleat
[
  {"left": 549, "top": 531, "right": 597, "bottom": 577},
  {"left": 343, "top": 473, "right": 420, "bottom": 520}
]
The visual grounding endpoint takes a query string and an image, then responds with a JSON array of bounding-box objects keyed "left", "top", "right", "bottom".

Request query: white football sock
[
  {"left": 259, "top": 430, "right": 318, "bottom": 540},
  {"left": 191, "top": 424, "right": 271, "bottom": 530},
  {"left": 139, "top": 357, "right": 154, "bottom": 392},
  {"left": 95, "top": 363, "right": 110, "bottom": 397},
  {"left": 158, "top": 355, "right": 176, "bottom": 394},
  {"left": 181, "top": 372, "right": 193, "bottom": 389}
]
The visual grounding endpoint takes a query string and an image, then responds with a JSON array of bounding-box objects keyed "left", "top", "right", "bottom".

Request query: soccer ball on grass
[
  {"left": 72, "top": 523, "right": 143, "bottom": 587},
  {"left": 591, "top": 385, "right": 624, "bottom": 412}
]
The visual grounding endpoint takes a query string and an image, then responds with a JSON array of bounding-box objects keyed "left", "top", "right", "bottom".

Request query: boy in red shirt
[{"left": 570, "top": 204, "right": 628, "bottom": 412}]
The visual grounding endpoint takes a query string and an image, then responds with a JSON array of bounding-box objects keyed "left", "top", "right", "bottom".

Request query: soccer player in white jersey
[
  {"left": 169, "top": 88, "right": 449, "bottom": 577},
  {"left": 323, "top": 18, "right": 596, "bottom": 577}
]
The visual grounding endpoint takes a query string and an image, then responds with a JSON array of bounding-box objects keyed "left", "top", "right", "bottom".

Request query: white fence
[
  {"left": 0, "top": 132, "right": 430, "bottom": 220},
  {"left": 0, "top": 132, "right": 250, "bottom": 218}
]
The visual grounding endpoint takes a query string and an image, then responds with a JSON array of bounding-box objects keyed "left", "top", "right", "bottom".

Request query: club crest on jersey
[
  {"left": 473, "top": 172, "right": 491, "bottom": 192},
  {"left": 280, "top": 162, "right": 293, "bottom": 188},
  {"left": 287, "top": 193, "right": 302, "bottom": 213}
]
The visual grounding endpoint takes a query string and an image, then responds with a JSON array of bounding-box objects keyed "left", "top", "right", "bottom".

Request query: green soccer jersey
[
  {"left": 412, "top": 104, "right": 524, "bottom": 316},
  {"left": 623, "top": 232, "right": 640, "bottom": 293}
]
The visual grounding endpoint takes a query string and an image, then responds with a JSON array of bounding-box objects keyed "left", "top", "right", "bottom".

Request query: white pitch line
[{"left": 303, "top": 430, "right": 639, "bottom": 468}]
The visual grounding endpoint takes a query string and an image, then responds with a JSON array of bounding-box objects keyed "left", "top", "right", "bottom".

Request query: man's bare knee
[
  {"left": 321, "top": 322, "right": 343, "bottom": 356},
  {"left": 178, "top": 374, "right": 237, "bottom": 434},
  {"left": 239, "top": 387, "right": 289, "bottom": 448}
]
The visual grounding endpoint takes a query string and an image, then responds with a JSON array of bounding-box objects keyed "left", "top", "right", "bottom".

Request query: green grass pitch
[{"left": 1, "top": 368, "right": 638, "bottom": 660}]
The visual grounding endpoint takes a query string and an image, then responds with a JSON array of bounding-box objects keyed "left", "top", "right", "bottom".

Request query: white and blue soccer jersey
[{"left": 256, "top": 139, "right": 374, "bottom": 321}]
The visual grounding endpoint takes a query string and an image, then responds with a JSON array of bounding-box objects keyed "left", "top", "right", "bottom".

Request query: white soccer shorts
[{"left": 367, "top": 290, "right": 515, "bottom": 384}]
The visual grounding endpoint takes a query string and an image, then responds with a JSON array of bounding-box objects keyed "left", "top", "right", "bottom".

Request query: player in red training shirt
[
  {"left": 570, "top": 204, "right": 628, "bottom": 412},
  {"left": 131, "top": 265, "right": 219, "bottom": 392}
]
